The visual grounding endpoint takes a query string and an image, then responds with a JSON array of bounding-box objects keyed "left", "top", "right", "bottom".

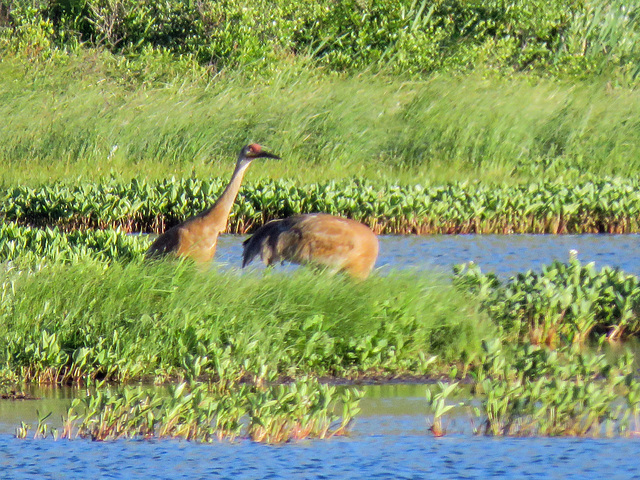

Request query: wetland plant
[
  {"left": 7, "top": 178, "right": 640, "bottom": 235},
  {"left": 454, "top": 258, "right": 640, "bottom": 344},
  {"left": 0, "top": 261, "right": 491, "bottom": 384},
  {"left": 427, "top": 341, "right": 640, "bottom": 437},
  {"left": 425, "top": 381, "right": 460, "bottom": 437},
  {"left": 48, "top": 378, "right": 361, "bottom": 443},
  {"left": 0, "top": 223, "right": 146, "bottom": 265},
  {"left": 473, "top": 343, "right": 638, "bottom": 436}
]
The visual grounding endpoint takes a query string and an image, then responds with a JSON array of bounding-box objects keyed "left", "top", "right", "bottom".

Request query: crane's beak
[{"left": 256, "top": 150, "right": 280, "bottom": 160}]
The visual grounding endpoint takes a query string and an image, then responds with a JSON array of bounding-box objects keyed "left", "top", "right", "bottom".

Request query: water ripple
[{"left": 3, "top": 431, "right": 640, "bottom": 479}]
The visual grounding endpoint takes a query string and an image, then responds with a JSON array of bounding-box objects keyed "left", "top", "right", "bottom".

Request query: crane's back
[{"left": 242, "top": 214, "right": 379, "bottom": 279}]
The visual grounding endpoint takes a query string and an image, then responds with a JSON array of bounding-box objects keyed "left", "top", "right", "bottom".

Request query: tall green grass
[
  {"left": 1, "top": 55, "right": 638, "bottom": 186},
  {"left": 0, "top": 260, "right": 493, "bottom": 383}
]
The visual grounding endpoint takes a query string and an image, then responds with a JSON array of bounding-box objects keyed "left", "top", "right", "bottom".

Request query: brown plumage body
[
  {"left": 242, "top": 214, "right": 379, "bottom": 279},
  {"left": 146, "top": 144, "right": 279, "bottom": 263}
]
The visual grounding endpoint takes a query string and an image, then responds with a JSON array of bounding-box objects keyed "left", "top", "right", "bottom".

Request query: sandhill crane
[
  {"left": 241, "top": 213, "right": 379, "bottom": 279},
  {"left": 146, "top": 143, "right": 280, "bottom": 263}
]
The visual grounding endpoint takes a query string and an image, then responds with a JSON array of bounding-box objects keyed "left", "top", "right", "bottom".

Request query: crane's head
[{"left": 237, "top": 144, "right": 280, "bottom": 168}]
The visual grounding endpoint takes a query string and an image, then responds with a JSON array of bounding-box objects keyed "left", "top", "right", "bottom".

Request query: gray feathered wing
[
  {"left": 145, "top": 225, "right": 182, "bottom": 259},
  {"left": 242, "top": 219, "right": 292, "bottom": 267}
]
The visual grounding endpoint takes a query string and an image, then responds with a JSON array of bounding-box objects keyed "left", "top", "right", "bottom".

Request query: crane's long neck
[{"left": 202, "top": 162, "right": 249, "bottom": 232}]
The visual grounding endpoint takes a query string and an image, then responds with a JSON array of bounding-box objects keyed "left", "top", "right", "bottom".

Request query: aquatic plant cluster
[
  {"left": 454, "top": 258, "right": 640, "bottom": 344},
  {"left": 2, "top": 224, "right": 640, "bottom": 349},
  {"left": 4, "top": 178, "right": 640, "bottom": 234},
  {"left": 14, "top": 378, "right": 361, "bottom": 443},
  {"left": 427, "top": 341, "right": 640, "bottom": 437},
  {"left": 4, "top": 236, "right": 640, "bottom": 442},
  {"left": 0, "top": 223, "right": 145, "bottom": 264},
  {"left": 2, "top": 0, "right": 640, "bottom": 445}
]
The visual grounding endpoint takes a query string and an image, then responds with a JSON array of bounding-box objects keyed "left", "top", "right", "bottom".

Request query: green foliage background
[
  {"left": 1, "top": 1, "right": 639, "bottom": 185},
  {"left": 2, "top": 0, "right": 639, "bottom": 77}
]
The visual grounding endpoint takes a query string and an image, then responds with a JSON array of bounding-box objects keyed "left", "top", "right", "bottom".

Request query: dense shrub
[{"left": 1, "top": 0, "right": 638, "bottom": 77}]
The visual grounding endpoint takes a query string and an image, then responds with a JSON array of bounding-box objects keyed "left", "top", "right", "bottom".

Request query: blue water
[
  {"left": 217, "top": 234, "right": 640, "bottom": 278},
  {"left": 2, "top": 427, "right": 640, "bottom": 479},
  {"left": 2, "top": 385, "right": 640, "bottom": 479}
]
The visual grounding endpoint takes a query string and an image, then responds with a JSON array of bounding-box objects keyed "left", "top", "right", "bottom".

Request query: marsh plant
[
  {"left": 425, "top": 381, "right": 461, "bottom": 436},
  {"left": 427, "top": 341, "right": 640, "bottom": 437},
  {"left": 476, "top": 342, "right": 640, "bottom": 436},
  {"left": 0, "top": 223, "right": 145, "bottom": 264},
  {"left": 0, "top": 261, "right": 490, "bottom": 384},
  {"left": 15, "top": 410, "right": 58, "bottom": 440},
  {"left": 46, "top": 378, "right": 361, "bottom": 443},
  {"left": 454, "top": 258, "right": 640, "bottom": 344},
  {"left": 2, "top": 0, "right": 640, "bottom": 189},
  {"left": 7, "top": 178, "right": 640, "bottom": 235}
]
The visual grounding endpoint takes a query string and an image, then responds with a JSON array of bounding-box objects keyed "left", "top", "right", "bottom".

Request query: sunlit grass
[
  {"left": 1, "top": 54, "right": 638, "bottom": 186},
  {"left": 0, "top": 259, "right": 493, "bottom": 383}
]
